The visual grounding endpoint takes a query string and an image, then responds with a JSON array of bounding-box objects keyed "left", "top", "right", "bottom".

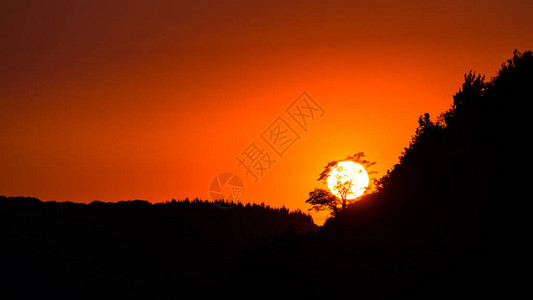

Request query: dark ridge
[
  {"left": 0, "top": 196, "right": 317, "bottom": 298},
  {"left": 223, "top": 50, "right": 530, "bottom": 297}
]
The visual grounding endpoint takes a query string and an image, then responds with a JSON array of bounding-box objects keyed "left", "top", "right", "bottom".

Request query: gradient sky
[{"left": 1, "top": 0, "right": 531, "bottom": 223}]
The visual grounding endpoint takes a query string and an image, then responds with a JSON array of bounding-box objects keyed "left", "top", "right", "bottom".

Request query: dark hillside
[
  {"left": 320, "top": 50, "right": 531, "bottom": 296},
  {"left": 0, "top": 196, "right": 317, "bottom": 298},
  {"left": 227, "top": 50, "right": 531, "bottom": 297}
]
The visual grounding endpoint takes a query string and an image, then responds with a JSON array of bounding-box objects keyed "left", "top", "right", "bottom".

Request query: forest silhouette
[
  {"left": 0, "top": 196, "right": 317, "bottom": 297},
  {"left": 1, "top": 50, "right": 530, "bottom": 298}
]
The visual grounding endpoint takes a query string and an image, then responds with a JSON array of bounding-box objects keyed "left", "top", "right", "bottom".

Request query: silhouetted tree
[
  {"left": 306, "top": 188, "right": 339, "bottom": 216},
  {"left": 306, "top": 152, "right": 376, "bottom": 216}
]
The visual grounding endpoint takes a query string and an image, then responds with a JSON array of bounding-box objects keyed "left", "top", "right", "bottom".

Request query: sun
[{"left": 327, "top": 161, "right": 369, "bottom": 200}]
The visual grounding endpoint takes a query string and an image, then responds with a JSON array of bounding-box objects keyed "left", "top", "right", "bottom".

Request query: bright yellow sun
[{"left": 327, "top": 161, "right": 369, "bottom": 200}]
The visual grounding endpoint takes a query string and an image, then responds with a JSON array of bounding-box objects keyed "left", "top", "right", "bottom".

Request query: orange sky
[{"left": 1, "top": 0, "right": 531, "bottom": 223}]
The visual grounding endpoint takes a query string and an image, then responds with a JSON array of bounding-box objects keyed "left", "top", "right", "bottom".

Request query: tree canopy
[{"left": 307, "top": 152, "right": 376, "bottom": 217}]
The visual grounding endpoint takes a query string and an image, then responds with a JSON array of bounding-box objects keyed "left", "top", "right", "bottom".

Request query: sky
[{"left": 1, "top": 0, "right": 531, "bottom": 223}]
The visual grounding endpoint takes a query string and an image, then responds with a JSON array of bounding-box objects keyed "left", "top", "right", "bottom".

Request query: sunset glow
[
  {"left": 0, "top": 1, "right": 527, "bottom": 296},
  {"left": 1, "top": 0, "right": 531, "bottom": 224}
]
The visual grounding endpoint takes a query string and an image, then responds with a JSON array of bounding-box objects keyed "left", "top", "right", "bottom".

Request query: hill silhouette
[
  {"left": 0, "top": 196, "right": 316, "bottom": 298},
  {"left": 218, "top": 50, "right": 530, "bottom": 297},
  {"left": 1, "top": 50, "right": 529, "bottom": 298}
]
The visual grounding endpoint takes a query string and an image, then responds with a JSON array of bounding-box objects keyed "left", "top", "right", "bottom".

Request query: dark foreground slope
[
  {"left": 0, "top": 197, "right": 316, "bottom": 298},
  {"left": 223, "top": 50, "right": 531, "bottom": 297}
]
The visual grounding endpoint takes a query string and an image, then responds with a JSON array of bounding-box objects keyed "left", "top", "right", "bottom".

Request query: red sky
[{"left": 1, "top": 0, "right": 531, "bottom": 223}]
